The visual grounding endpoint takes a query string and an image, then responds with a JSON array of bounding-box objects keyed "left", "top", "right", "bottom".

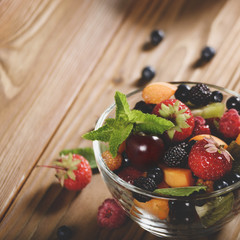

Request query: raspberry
[
  {"left": 196, "top": 178, "right": 214, "bottom": 193},
  {"left": 117, "top": 166, "right": 143, "bottom": 184},
  {"left": 192, "top": 124, "right": 211, "bottom": 136},
  {"left": 192, "top": 116, "right": 211, "bottom": 136},
  {"left": 219, "top": 109, "right": 240, "bottom": 138},
  {"left": 194, "top": 116, "right": 206, "bottom": 126},
  {"left": 133, "top": 176, "right": 157, "bottom": 202},
  {"left": 97, "top": 198, "right": 127, "bottom": 229},
  {"left": 102, "top": 151, "right": 122, "bottom": 171},
  {"left": 163, "top": 144, "right": 188, "bottom": 167},
  {"left": 189, "top": 83, "right": 212, "bottom": 106}
]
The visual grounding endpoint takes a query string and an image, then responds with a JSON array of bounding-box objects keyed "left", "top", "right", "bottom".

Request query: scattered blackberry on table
[
  {"left": 168, "top": 200, "right": 197, "bottom": 224},
  {"left": 133, "top": 100, "right": 156, "bottom": 114},
  {"left": 201, "top": 46, "right": 216, "bottom": 62},
  {"left": 133, "top": 176, "right": 157, "bottom": 202},
  {"left": 141, "top": 66, "right": 156, "bottom": 81},
  {"left": 211, "top": 91, "right": 223, "bottom": 103},
  {"left": 226, "top": 96, "right": 240, "bottom": 112},
  {"left": 57, "top": 225, "right": 73, "bottom": 240},
  {"left": 147, "top": 167, "right": 164, "bottom": 185},
  {"left": 189, "top": 83, "right": 212, "bottom": 106},
  {"left": 174, "top": 84, "right": 190, "bottom": 102},
  {"left": 163, "top": 143, "right": 188, "bottom": 167},
  {"left": 150, "top": 30, "right": 165, "bottom": 46}
]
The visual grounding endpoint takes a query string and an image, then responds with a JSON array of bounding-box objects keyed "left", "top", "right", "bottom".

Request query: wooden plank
[
  {"left": 1, "top": 0, "right": 240, "bottom": 239},
  {"left": 0, "top": 0, "right": 134, "bottom": 219}
]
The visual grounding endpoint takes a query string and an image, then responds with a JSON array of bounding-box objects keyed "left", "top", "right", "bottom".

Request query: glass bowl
[{"left": 93, "top": 82, "right": 240, "bottom": 239}]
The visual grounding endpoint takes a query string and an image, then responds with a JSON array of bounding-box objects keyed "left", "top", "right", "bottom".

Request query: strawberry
[
  {"left": 152, "top": 99, "right": 194, "bottom": 142},
  {"left": 188, "top": 138, "right": 232, "bottom": 181},
  {"left": 53, "top": 154, "right": 92, "bottom": 191}
]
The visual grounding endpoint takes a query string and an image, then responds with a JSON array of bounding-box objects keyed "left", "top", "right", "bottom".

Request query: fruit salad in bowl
[{"left": 84, "top": 82, "right": 240, "bottom": 239}]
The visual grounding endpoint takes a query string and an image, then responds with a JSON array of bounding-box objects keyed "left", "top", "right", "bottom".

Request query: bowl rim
[{"left": 93, "top": 81, "right": 240, "bottom": 201}]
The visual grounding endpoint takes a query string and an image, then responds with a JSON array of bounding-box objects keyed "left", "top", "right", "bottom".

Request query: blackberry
[
  {"left": 133, "top": 176, "right": 157, "bottom": 202},
  {"left": 150, "top": 30, "right": 165, "bottom": 46},
  {"left": 133, "top": 100, "right": 156, "bottom": 114},
  {"left": 168, "top": 200, "right": 197, "bottom": 224},
  {"left": 147, "top": 167, "right": 164, "bottom": 185},
  {"left": 189, "top": 83, "right": 212, "bottom": 106},
  {"left": 57, "top": 226, "right": 73, "bottom": 240},
  {"left": 141, "top": 66, "right": 155, "bottom": 81},
  {"left": 163, "top": 144, "right": 188, "bottom": 167},
  {"left": 201, "top": 46, "right": 216, "bottom": 62},
  {"left": 226, "top": 96, "right": 240, "bottom": 112},
  {"left": 211, "top": 91, "right": 223, "bottom": 103},
  {"left": 174, "top": 84, "right": 190, "bottom": 102}
]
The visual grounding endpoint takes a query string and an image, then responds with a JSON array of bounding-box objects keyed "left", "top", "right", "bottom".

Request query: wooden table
[{"left": 1, "top": 0, "right": 240, "bottom": 239}]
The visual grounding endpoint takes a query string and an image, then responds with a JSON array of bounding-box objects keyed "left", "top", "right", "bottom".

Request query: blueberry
[
  {"left": 121, "top": 151, "right": 130, "bottom": 168},
  {"left": 150, "top": 30, "right": 165, "bottom": 46},
  {"left": 201, "top": 46, "right": 216, "bottom": 61},
  {"left": 226, "top": 96, "right": 240, "bottom": 111},
  {"left": 213, "top": 179, "right": 229, "bottom": 191},
  {"left": 141, "top": 66, "right": 155, "bottom": 81},
  {"left": 57, "top": 226, "right": 73, "bottom": 240},
  {"left": 225, "top": 172, "right": 240, "bottom": 185},
  {"left": 133, "top": 100, "right": 156, "bottom": 114},
  {"left": 174, "top": 84, "right": 190, "bottom": 102},
  {"left": 147, "top": 167, "right": 164, "bottom": 185},
  {"left": 211, "top": 91, "right": 223, "bottom": 103},
  {"left": 168, "top": 201, "right": 197, "bottom": 224}
]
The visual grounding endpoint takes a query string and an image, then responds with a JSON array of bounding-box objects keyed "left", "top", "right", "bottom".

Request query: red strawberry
[
  {"left": 52, "top": 154, "right": 92, "bottom": 191},
  {"left": 188, "top": 138, "right": 232, "bottom": 180},
  {"left": 152, "top": 99, "right": 194, "bottom": 142}
]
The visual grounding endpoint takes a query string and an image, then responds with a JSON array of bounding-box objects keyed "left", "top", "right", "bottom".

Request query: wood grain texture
[{"left": 1, "top": 0, "right": 240, "bottom": 239}]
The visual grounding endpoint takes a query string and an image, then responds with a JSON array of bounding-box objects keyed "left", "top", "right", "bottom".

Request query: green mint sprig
[
  {"left": 154, "top": 186, "right": 207, "bottom": 196},
  {"left": 83, "top": 91, "right": 174, "bottom": 157}
]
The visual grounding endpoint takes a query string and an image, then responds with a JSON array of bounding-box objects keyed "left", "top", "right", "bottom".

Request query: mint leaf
[
  {"left": 154, "top": 186, "right": 207, "bottom": 196},
  {"left": 130, "top": 110, "right": 174, "bottom": 134},
  {"left": 199, "top": 193, "right": 234, "bottom": 227},
  {"left": 115, "top": 91, "right": 131, "bottom": 120},
  {"left": 109, "top": 122, "right": 133, "bottom": 157},
  {"left": 60, "top": 147, "right": 97, "bottom": 169},
  {"left": 82, "top": 124, "right": 112, "bottom": 142},
  {"left": 83, "top": 91, "right": 174, "bottom": 158}
]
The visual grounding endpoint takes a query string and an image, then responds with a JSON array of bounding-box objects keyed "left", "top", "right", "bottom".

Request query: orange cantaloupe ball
[
  {"left": 142, "top": 82, "right": 177, "bottom": 104},
  {"left": 190, "top": 134, "right": 228, "bottom": 149},
  {"left": 162, "top": 167, "right": 194, "bottom": 188}
]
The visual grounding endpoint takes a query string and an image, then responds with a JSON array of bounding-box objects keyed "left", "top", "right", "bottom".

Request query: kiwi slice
[
  {"left": 196, "top": 193, "right": 234, "bottom": 227},
  {"left": 191, "top": 103, "right": 225, "bottom": 119}
]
